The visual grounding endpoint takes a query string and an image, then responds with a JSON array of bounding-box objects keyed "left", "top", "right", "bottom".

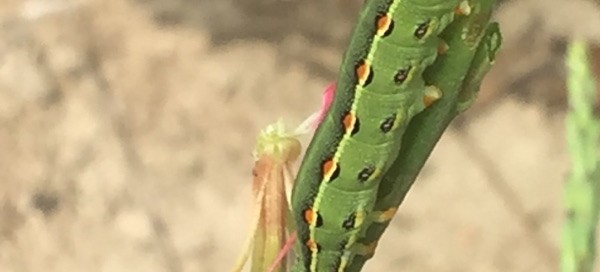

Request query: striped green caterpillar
[
  {"left": 347, "top": 15, "right": 504, "bottom": 271},
  {"left": 290, "top": 0, "right": 470, "bottom": 271}
]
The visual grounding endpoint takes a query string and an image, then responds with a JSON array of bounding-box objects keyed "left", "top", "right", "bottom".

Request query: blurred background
[{"left": 1, "top": 0, "right": 600, "bottom": 271}]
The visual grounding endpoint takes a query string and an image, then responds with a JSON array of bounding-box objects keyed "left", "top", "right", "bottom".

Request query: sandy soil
[{"left": 1, "top": 0, "right": 600, "bottom": 271}]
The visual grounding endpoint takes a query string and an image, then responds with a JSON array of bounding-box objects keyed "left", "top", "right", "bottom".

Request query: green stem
[{"left": 561, "top": 40, "right": 600, "bottom": 272}]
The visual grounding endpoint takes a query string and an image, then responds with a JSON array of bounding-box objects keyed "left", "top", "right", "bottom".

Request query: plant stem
[{"left": 561, "top": 40, "right": 600, "bottom": 272}]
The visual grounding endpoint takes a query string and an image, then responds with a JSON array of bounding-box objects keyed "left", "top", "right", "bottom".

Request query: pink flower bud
[{"left": 314, "top": 82, "right": 337, "bottom": 129}]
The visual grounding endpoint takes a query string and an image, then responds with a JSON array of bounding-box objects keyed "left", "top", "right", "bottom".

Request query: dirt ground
[{"left": 1, "top": 0, "right": 600, "bottom": 271}]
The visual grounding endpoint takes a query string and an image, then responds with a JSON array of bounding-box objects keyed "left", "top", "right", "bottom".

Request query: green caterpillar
[
  {"left": 347, "top": 13, "right": 503, "bottom": 271},
  {"left": 290, "top": 0, "right": 469, "bottom": 271}
]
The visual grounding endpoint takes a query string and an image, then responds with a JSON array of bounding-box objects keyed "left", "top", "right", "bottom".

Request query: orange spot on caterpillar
[
  {"left": 381, "top": 207, "right": 398, "bottom": 220},
  {"left": 375, "top": 207, "right": 398, "bottom": 222},
  {"left": 306, "top": 239, "right": 320, "bottom": 253},
  {"left": 303, "top": 208, "right": 322, "bottom": 227},
  {"left": 355, "top": 60, "right": 373, "bottom": 86},
  {"left": 423, "top": 86, "right": 442, "bottom": 107},
  {"left": 423, "top": 96, "right": 437, "bottom": 107},
  {"left": 438, "top": 40, "right": 450, "bottom": 54},
  {"left": 322, "top": 158, "right": 340, "bottom": 182},
  {"left": 375, "top": 13, "right": 394, "bottom": 37},
  {"left": 342, "top": 112, "right": 360, "bottom": 135}
]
